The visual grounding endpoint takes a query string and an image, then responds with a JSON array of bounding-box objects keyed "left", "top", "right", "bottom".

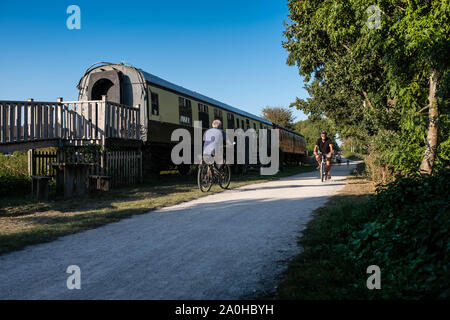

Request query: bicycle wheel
[
  {"left": 219, "top": 164, "right": 231, "bottom": 189},
  {"left": 197, "top": 164, "right": 212, "bottom": 192}
]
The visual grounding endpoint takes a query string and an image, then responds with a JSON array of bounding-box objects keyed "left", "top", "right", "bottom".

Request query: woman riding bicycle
[{"left": 313, "top": 131, "right": 334, "bottom": 179}]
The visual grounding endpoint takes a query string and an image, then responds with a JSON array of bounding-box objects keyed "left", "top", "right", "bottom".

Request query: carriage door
[{"left": 88, "top": 70, "right": 121, "bottom": 103}]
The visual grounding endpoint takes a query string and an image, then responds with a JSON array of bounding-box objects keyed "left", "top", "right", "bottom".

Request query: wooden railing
[
  {"left": 27, "top": 149, "right": 58, "bottom": 177},
  {"left": 105, "top": 150, "right": 143, "bottom": 187},
  {"left": 27, "top": 148, "right": 143, "bottom": 187},
  {"left": 0, "top": 97, "right": 140, "bottom": 145},
  {"left": 103, "top": 100, "right": 140, "bottom": 140}
]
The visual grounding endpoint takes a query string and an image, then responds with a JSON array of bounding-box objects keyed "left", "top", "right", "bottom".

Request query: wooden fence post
[
  {"left": 1, "top": 102, "right": 6, "bottom": 143},
  {"left": 56, "top": 98, "right": 63, "bottom": 138},
  {"left": 9, "top": 103, "right": 14, "bottom": 142},
  {"left": 28, "top": 149, "right": 34, "bottom": 176},
  {"left": 101, "top": 95, "right": 108, "bottom": 140},
  {"left": 28, "top": 99, "right": 35, "bottom": 141},
  {"left": 139, "top": 149, "right": 143, "bottom": 183},
  {"left": 135, "top": 104, "right": 140, "bottom": 140}
]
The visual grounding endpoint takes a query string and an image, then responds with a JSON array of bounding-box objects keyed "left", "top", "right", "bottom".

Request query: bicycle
[
  {"left": 318, "top": 152, "right": 329, "bottom": 182},
  {"left": 197, "top": 158, "right": 231, "bottom": 192}
]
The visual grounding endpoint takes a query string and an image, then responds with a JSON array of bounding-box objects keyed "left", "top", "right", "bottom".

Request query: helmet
[{"left": 321, "top": 131, "right": 327, "bottom": 135}]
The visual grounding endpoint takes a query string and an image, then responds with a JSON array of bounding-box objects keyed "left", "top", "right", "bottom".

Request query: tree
[
  {"left": 294, "top": 117, "right": 340, "bottom": 154},
  {"left": 420, "top": 71, "right": 440, "bottom": 174},
  {"left": 283, "top": 0, "right": 449, "bottom": 175},
  {"left": 284, "top": 0, "right": 395, "bottom": 142},
  {"left": 381, "top": 1, "right": 449, "bottom": 174},
  {"left": 261, "top": 107, "right": 295, "bottom": 128}
]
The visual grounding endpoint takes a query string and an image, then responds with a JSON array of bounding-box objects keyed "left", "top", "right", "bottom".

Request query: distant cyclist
[{"left": 313, "top": 131, "right": 333, "bottom": 179}]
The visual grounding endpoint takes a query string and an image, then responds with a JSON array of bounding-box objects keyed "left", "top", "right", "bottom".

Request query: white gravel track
[{"left": 0, "top": 162, "right": 356, "bottom": 299}]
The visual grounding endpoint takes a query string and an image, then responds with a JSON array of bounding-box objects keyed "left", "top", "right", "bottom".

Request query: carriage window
[
  {"left": 198, "top": 103, "right": 208, "bottom": 113},
  {"left": 151, "top": 93, "right": 159, "bottom": 116},
  {"left": 246, "top": 119, "right": 250, "bottom": 129},
  {"left": 236, "top": 118, "right": 239, "bottom": 128},
  {"left": 179, "top": 97, "right": 192, "bottom": 125},
  {"left": 260, "top": 123, "right": 263, "bottom": 129},
  {"left": 214, "top": 108, "right": 222, "bottom": 119},
  {"left": 214, "top": 108, "right": 223, "bottom": 124},
  {"left": 241, "top": 119, "right": 245, "bottom": 129},
  {"left": 227, "top": 113, "right": 235, "bottom": 129},
  {"left": 253, "top": 123, "right": 256, "bottom": 130},
  {"left": 198, "top": 103, "right": 209, "bottom": 128}
]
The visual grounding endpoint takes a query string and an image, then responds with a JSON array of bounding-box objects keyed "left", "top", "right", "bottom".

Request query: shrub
[
  {"left": 0, "top": 173, "right": 31, "bottom": 198},
  {"left": 348, "top": 170, "right": 450, "bottom": 299},
  {"left": 0, "top": 151, "right": 28, "bottom": 176},
  {"left": 342, "top": 152, "right": 364, "bottom": 161},
  {"left": 0, "top": 151, "right": 31, "bottom": 198},
  {"left": 278, "top": 169, "right": 450, "bottom": 299},
  {"left": 364, "top": 151, "right": 395, "bottom": 184}
]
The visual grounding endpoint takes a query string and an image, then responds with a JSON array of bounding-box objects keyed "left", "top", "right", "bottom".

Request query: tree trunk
[
  {"left": 362, "top": 90, "right": 374, "bottom": 110},
  {"left": 419, "top": 70, "right": 440, "bottom": 175}
]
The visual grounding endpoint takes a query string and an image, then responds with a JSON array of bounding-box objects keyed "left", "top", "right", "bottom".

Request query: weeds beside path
[
  {"left": 276, "top": 163, "right": 449, "bottom": 299},
  {"left": 276, "top": 163, "right": 377, "bottom": 299}
]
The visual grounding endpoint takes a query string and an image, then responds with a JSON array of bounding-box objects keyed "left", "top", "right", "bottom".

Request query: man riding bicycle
[
  {"left": 198, "top": 120, "right": 233, "bottom": 191},
  {"left": 203, "top": 119, "right": 232, "bottom": 169},
  {"left": 313, "top": 131, "right": 333, "bottom": 179}
]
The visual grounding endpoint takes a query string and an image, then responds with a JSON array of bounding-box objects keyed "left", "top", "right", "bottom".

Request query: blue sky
[{"left": 0, "top": 0, "right": 308, "bottom": 121}]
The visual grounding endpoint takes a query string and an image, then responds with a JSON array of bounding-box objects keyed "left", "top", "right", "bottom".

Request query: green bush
[
  {"left": 278, "top": 169, "right": 450, "bottom": 299},
  {"left": 348, "top": 170, "right": 450, "bottom": 299},
  {"left": 342, "top": 152, "right": 364, "bottom": 161},
  {"left": 0, "top": 151, "right": 31, "bottom": 198},
  {"left": 0, "top": 151, "right": 28, "bottom": 176},
  {"left": 0, "top": 173, "right": 31, "bottom": 198}
]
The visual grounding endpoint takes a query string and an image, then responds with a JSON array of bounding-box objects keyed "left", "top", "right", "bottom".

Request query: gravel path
[{"left": 0, "top": 162, "right": 356, "bottom": 299}]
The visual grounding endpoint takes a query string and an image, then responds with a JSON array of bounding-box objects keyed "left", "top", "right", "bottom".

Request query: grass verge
[
  {"left": 276, "top": 163, "right": 377, "bottom": 299},
  {"left": 342, "top": 151, "right": 364, "bottom": 161},
  {"left": 0, "top": 165, "right": 314, "bottom": 255},
  {"left": 276, "top": 163, "right": 449, "bottom": 299}
]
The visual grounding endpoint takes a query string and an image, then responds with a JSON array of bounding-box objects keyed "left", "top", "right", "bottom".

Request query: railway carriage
[{"left": 77, "top": 62, "right": 306, "bottom": 175}]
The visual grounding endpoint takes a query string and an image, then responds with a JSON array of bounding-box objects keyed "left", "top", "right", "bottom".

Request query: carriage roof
[{"left": 141, "top": 70, "right": 273, "bottom": 126}]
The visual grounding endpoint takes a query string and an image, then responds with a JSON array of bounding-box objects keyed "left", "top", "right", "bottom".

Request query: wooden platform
[{"left": 0, "top": 97, "right": 141, "bottom": 153}]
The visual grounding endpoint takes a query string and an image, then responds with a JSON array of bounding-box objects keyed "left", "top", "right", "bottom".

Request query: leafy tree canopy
[
  {"left": 294, "top": 117, "right": 340, "bottom": 154},
  {"left": 283, "top": 0, "right": 449, "bottom": 175},
  {"left": 261, "top": 106, "right": 296, "bottom": 129}
]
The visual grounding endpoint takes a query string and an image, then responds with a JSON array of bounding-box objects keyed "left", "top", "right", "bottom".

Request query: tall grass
[{"left": 0, "top": 151, "right": 30, "bottom": 197}]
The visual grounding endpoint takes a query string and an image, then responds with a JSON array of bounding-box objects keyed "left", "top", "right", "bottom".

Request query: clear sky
[{"left": 0, "top": 0, "right": 308, "bottom": 122}]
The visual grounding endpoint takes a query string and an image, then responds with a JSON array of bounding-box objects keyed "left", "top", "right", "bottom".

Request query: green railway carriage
[{"left": 77, "top": 62, "right": 306, "bottom": 174}]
